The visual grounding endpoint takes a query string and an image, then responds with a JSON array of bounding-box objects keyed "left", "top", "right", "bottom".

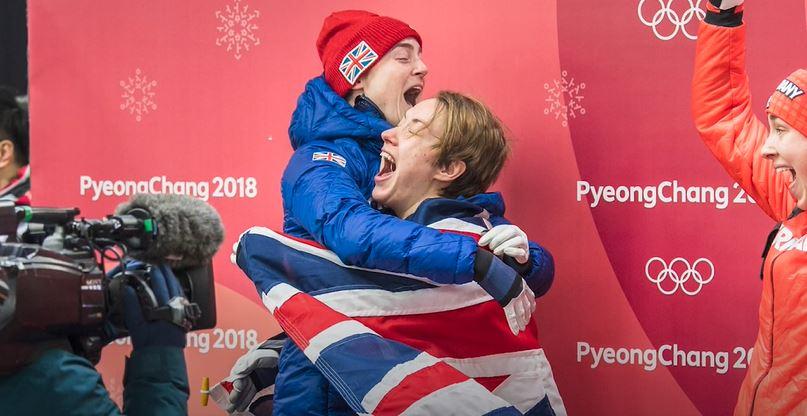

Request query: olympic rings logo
[
  {"left": 645, "top": 257, "right": 714, "bottom": 296},
  {"left": 637, "top": 0, "right": 705, "bottom": 41}
]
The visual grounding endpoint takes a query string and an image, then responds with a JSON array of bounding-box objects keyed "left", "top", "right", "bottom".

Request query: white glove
[
  {"left": 230, "top": 229, "right": 252, "bottom": 265},
  {"left": 502, "top": 280, "right": 536, "bottom": 335},
  {"left": 714, "top": 0, "right": 743, "bottom": 10},
  {"left": 478, "top": 224, "right": 530, "bottom": 264},
  {"left": 215, "top": 339, "right": 282, "bottom": 414},
  {"left": 230, "top": 240, "right": 239, "bottom": 265}
]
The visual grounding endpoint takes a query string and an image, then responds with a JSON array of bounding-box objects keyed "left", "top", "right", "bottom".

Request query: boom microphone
[{"left": 115, "top": 193, "right": 224, "bottom": 269}]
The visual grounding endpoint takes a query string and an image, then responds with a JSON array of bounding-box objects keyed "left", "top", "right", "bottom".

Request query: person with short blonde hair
[
  {"left": 371, "top": 90, "right": 564, "bottom": 415},
  {"left": 374, "top": 91, "right": 511, "bottom": 218},
  {"left": 434, "top": 91, "right": 510, "bottom": 198}
]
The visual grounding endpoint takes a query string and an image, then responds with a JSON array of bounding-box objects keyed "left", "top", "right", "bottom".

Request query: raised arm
[{"left": 692, "top": 1, "right": 794, "bottom": 221}]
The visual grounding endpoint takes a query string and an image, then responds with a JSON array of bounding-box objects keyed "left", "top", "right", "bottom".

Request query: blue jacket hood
[
  {"left": 462, "top": 192, "right": 506, "bottom": 218},
  {"left": 288, "top": 76, "right": 390, "bottom": 151},
  {"left": 407, "top": 193, "right": 507, "bottom": 224}
]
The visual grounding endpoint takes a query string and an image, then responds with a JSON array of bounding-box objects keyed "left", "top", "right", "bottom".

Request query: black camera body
[{"left": 0, "top": 202, "right": 218, "bottom": 374}]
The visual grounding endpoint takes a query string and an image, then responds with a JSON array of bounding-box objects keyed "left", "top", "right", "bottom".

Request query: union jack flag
[
  {"left": 339, "top": 41, "right": 378, "bottom": 85},
  {"left": 215, "top": 218, "right": 566, "bottom": 415},
  {"left": 312, "top": 151, "right": 347, "bottom": 167}
]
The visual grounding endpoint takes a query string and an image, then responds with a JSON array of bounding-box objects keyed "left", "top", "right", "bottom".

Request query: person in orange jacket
[{"left": 692, "top": 1, "right": 807, "bottom": 415}]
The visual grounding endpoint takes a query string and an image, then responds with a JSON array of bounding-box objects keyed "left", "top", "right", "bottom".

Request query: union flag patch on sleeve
[{"left": 312, "top": 151, "right": 347, "bottom": 167}]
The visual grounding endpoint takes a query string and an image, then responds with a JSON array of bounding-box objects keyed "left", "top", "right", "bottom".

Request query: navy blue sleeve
[
  {"left": 123, "top": 347, "right": 189, "bottom": 416},
  {"left": 281, "top": 142, "right": 479, "bottom": 284},
  {"left": 488, "top": 215, "right": 555, "bottom": 298}
]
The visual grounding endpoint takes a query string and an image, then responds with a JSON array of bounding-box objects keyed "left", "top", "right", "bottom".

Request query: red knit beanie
[
  {"left": 767, "top": 69, "right": 807, "bottom": 137},
  {"left": 317, "top": 10, "right": 422, "bottom": 97}
]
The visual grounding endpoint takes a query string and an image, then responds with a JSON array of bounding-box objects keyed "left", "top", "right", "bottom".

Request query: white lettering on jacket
[{"left": 772, "top": 226, "right": 807, "bottom": 252}]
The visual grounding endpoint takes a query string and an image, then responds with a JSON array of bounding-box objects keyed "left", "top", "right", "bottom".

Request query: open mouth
[
  {"left": 378, "top": 151, "right": 397, "bottom": 178},
  {"left": 776, "top": 166, "right": 797, "bottom": 182},
  {"left": 403, "top": 86, "right": 422, "bottom": 107}
]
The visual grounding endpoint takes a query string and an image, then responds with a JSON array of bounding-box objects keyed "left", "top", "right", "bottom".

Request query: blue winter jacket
[
  {"left": 282, "top": 76, "right": 483, "bottom": 284},
  {"left": 273, "top": 76, "right": 554, "bottom": 415}
]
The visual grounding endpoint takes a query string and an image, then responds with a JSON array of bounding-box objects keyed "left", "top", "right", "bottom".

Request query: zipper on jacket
[{"left": 748, "top": 252, "right": 780, "bottom": 415}]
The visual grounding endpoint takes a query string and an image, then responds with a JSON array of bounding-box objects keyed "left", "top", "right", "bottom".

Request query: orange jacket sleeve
[{"left": 691, "top": 22, "right": 794, "bottom": 222}]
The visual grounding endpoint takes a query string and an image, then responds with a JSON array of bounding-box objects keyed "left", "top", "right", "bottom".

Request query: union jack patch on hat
[
  {"left": 312, "top": 151, "right": 347, "bottom": 167},
  {"left": 339, "top": 41, "right": 378, "bottom": 85}
]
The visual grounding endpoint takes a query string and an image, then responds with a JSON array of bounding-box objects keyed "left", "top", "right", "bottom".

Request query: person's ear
[
  {"left": 0, "top": 140, "right": 15, "bottom": 169},
  {"left": 435, "top": 160, "right": 466, "bottom": 183}
]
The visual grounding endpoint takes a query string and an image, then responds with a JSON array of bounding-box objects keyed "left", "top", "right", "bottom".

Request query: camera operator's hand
[{"left": 121, "top": 262, "right": 187, "bottom": 350}]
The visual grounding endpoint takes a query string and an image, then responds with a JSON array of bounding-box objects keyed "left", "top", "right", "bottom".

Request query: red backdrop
[{"left": 27, "top": 1, "right": 807, "bottom": 415}]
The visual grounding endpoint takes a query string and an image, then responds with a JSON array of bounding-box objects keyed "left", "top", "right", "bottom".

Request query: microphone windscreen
[{"left": 115, "top": 194, "right": 224, "bottom": 269}]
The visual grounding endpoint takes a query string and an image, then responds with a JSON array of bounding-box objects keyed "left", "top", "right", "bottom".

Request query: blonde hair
[{"left": 432, "top": 91, "right": 509, "bottom": 198}]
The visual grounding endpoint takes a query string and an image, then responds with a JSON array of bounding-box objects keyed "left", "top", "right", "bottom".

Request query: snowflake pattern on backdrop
[
  {"left": 215, "top": 0, "right": 261, "bottom": 60},
  {"left": 119, "top": 68, "right": 157, "bottom": 122},
  {"left": 544, "top": 70, "right": 586, "bottom": 127}
]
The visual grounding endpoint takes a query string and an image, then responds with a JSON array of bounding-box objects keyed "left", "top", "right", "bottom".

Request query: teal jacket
[{"left": 0, "top": 347, "right": 188, "bottom": 415}]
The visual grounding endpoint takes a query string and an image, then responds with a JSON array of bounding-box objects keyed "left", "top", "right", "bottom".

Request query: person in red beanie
[
  {"left": 225, "top": 9, "right": 554, "bottom": 416},
  {"left": 693, "top": 1, "right": 807, "bottom": 414},
  {"left": 316, "top": 9, "right": 426, "bottom": 125}
]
